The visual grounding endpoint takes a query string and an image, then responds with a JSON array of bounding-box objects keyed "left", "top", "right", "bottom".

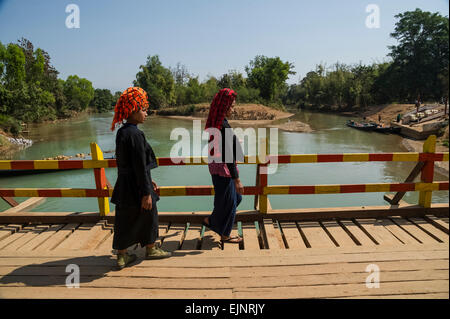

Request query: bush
[
  {"left": 0, "top": 134, "right": 10, "bottom": 146},
  {"left": 0, "top": 114, "right": 22, "bottom": 135}
]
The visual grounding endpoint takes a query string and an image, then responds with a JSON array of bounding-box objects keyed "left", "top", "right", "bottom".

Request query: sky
[{"left": 0, "top": 0, "right": 449, "bottom": 92}]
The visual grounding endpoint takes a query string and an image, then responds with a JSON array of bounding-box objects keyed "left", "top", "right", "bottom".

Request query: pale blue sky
[{"left": 0, "top": 0, "right": 448, "bottom": 92}]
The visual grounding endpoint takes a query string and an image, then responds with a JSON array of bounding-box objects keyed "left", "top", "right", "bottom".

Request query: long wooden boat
[{"left": 346, "top": 120, "right": 377, "bottom": 131}]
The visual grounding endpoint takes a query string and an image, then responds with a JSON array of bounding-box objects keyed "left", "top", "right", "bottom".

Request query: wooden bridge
[{"left": 0, "top": 136, "right": 448, "bottom": 299}]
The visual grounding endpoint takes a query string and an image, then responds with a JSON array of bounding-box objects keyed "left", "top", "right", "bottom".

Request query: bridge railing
[{"left": 0, "top": 135, "right": 448, "bottom": 216}]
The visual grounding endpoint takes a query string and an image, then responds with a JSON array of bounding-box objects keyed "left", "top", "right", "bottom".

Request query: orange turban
[{"left": 110, "top": 87, "right": 149, "bottom": 131}]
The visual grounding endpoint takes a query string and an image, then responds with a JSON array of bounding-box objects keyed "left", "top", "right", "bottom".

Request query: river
[{"left": 0, "top": 110, "right": 448, "bottom": 213}]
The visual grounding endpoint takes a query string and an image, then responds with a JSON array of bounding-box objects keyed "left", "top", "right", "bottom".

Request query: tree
[
  {"left": 201, "top": 76, "right": 219, "bottom": 102},
  {"left": 217, "top": 73, "right": 232, "bottom": 89},
  {"left": 171, "top": 62, "right": 190, "bottom": 86},
  {"left": 134, "top": 55, "right": 175, "bottom": 109},
  {"left": 63, "top": 75, "right": 94, "bottom": 111},
  {"left": 388, "top": 9, "right": 449, "bottom": 101},
  {"left": 92, "top": 88, "right": 114, "bottom": 112},
  {"left": 112, "top": 91, "right": 121, "bottom": 106},
  {"left": 3, "top": 43, "right": 26, "bottom": 88},
  {"left": 171, "top": 63, "right": 191, "bottom": 106},
  {"left": 185, "top": 77, "right": 203, "bottom": 104},
  {"left": 245, "top": 55, "right": 295, "bottom": 102}
]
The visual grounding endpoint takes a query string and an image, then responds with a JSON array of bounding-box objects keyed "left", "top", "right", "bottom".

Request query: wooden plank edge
[{"left": 0, "top": 204, "right": 447, "bottom": 224}]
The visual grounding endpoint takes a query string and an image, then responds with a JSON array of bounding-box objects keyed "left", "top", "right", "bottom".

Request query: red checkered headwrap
[
  {"left": 204, "top": 88, "right": 237, "bottom": 130},
  {"left": 205, "top": 88, "right": 237, "bottom": 158},
  {"left": 110, "top": 87, "right": 149, "bottom": 131}
]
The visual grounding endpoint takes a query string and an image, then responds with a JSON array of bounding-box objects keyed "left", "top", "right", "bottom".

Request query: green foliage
[
  {"left": 202, "top": 76, "right": 219, "bottom": 102},
  {"left": 245, "top": 55, "right": 295, "bottom": 102},
  {"left": 0, "top": 133, "right": 10, "bottom": 146},
  {"left": 140, "top": 57, "right": 294, "bottom": 109},
  {"left": 0, "top": 38, "right": 101, "bottom": 131},
  {"left": 388, "top": 9, "right": 449, "bottom": 101},
  {"left": 0, "top": 114, "right": 21, "bottom": 135},
  {"left": 134, "top": 55, "right": 175, "bottom": 109},
  {"left": 112, "top": 91, "right": 122, "bottom": 106},
  {"left": 63, "top": 75, "right": 94, "bottom": 111},
  {"left": 4, "top": 43, "right": 26, "bottom": 88},
  {"left": 285, "top": 62, "right": 394, "bottom": 110},
  {"left": 284, "top": 9, "right": 449, "bottom": 110},
  {"left": 92, "top": 88, "right": 114, "bottom": 112}
]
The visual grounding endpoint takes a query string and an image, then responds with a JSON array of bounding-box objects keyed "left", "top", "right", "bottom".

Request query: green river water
[{"left": 0, "top": 110, "right": 448, "bottom": 213}]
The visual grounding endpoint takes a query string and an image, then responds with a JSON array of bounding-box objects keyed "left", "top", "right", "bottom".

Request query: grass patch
[{"left": 0, "top": 134, "right": 10, "bottom": 147}]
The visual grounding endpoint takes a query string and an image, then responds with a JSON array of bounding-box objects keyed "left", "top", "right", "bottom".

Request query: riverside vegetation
[{"left": 0, "top": 9, "right": 448, "bottom": 137}]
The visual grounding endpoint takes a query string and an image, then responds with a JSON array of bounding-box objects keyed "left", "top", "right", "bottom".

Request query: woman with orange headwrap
[
  {"left": 203, "top": 88, "right": 244, "bottom": 244},
  {"left": 110, "top": 87, "right": 171, "bottom": 269}
]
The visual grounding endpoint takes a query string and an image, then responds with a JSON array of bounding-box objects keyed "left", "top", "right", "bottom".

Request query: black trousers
[{"left": 112, "top": 203, "right": 159, "bottom": 250}]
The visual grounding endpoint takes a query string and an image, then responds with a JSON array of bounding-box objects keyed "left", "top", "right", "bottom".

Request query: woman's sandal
[{"left": 221, "top": 236, "right": 243, "bottom": 244}]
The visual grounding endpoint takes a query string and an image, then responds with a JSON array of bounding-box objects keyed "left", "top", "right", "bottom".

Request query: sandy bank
[
  {"left": 0, "top": 132, "right": 23, "bottom": 157},
  {"left": 157, "top": 104, "right": 307, "bottom": 129},
  {"left": 268, "top": 120, "right": 313, "bottom": 133},
  {"left": 401, "top": 138, "right": 449, "bottom": 177}
]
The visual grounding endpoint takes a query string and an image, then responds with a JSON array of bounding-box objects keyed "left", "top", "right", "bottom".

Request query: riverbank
[
  {"left": 0, "top": 108, "right": 108, "bottom": 157},
  {"left": 402, "top": 134, "right": 449, "bottom": 176},
  {"left": 0, "top": 129, "right": 28, "bottom": 155},
  {"left": 0, "top": 131, "right": 14, "bottom": 154},
  {"left": 361, "top": 103, "right": 449, "bottom": 175},
  {"left": 156, "top": 103, "right": 310, "bottom": 131},
  {"left": 38, "top": 108, "right": 100, "bottom": 125}
]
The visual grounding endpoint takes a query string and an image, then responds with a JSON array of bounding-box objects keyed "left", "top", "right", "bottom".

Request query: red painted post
[
  {"left": 90, "top": 143, "right": 110, "bottom": 216},
  {"left": 419, "top": 135, "right": 436, "bottom": 208}
]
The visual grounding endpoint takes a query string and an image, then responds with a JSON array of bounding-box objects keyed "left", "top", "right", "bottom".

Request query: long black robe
[{"left": 111, "top": 123, "right": 160, "bottom": 250}]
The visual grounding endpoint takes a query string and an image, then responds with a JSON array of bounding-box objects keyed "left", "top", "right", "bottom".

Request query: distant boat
[
  {"left": 346, "top": 120, "right": 377, "bottom": 131},
  {"left": 346, "top": 120, "right": 401, "bottom": 134}
]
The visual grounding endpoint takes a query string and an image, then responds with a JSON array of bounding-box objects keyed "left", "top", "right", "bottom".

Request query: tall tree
[
  {"left": 245, "top": 55, "right": 295, "bottom": 102},
  {"left": 63, "top": 75, "right": 94, "bottom": 111},
  {"left": 92, "top": 88, "right": 114, "bottom": 112},
  {"left": 388, "top": 9, "right": 449, "bottom": 100},
  {"left": 134, "top": 55, "right": 175, "bottom": 109}
]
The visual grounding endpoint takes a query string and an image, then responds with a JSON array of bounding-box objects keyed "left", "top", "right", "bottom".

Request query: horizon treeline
[
  {"left": 137, "top": 8, "right": 448, "bottom": 112},
  {"left": 0, "top": 8, "right": 448, "bottom": 135},
  {"left": 0, "top": 38, "right": 120, "bottom": 134},
  {"left": 284, "top": 9, "right": 448, "bottom": 111}
]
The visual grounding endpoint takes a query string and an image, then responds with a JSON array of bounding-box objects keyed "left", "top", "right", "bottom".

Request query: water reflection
[{"left": 0, "top": 110, "right": 448, "bottom": 212}]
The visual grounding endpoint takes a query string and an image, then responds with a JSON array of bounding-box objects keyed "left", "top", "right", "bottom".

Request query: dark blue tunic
[{"left": 111, "top": 123, "right": 159, "bottom": 250}]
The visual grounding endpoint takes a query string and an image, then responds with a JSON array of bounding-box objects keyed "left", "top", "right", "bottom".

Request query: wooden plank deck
[{"left": 0, "top": 214, "right": 448, "bottom": 299}]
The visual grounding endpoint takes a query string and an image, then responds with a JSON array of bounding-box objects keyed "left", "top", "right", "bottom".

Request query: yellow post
[
  {"left": 90, "top": 143, "right": 110, "bottom": 216},
  {"left": 258, "top": 137, "right": 268, "bottom": 214},
  {"left": 418, "top": 135, "right": 436, "bottom": 208}
]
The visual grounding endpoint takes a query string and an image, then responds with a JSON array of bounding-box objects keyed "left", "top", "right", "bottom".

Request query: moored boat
[{"left": 346, "top": 120, "right": 377, "bottom": 131}]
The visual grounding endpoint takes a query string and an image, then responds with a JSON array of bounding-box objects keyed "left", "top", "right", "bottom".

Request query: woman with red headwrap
[
  {"left": 203, "top": 88, "right": 244, "bottom": 244},
  {"left": 110, "top": 87, "right": 171, "bottom": 269}
]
